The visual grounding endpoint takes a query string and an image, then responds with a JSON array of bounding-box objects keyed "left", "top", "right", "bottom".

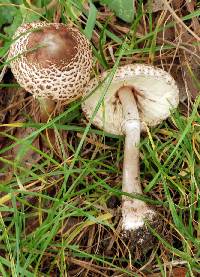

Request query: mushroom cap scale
[
  {"left": 82, "top": 64, "right": 179, "bottom": 135},
  {"left": 8, "top": 21, "right": 93, "bottom": 100}
]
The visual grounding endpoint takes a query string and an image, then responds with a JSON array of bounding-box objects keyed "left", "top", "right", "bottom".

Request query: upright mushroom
[
  {"left": 82, "top": 64, "right": 179, "bottom": 241},
  {"left": 8, "top": 21, "right": 93, "bottom": 122}
]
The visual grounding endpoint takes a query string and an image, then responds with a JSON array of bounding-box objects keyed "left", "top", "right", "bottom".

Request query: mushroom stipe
[{"left": 82, "top": 64, "right": 179, "bottom": 246}]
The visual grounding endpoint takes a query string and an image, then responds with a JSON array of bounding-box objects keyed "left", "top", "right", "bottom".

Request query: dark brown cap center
[{"left": 26, "top": 26, "right": 77, "bottom": 68}]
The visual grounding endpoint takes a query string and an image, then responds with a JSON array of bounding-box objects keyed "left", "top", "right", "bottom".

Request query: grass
[{"left": 0, "top": 0, "right": 200, "bottom": 276}]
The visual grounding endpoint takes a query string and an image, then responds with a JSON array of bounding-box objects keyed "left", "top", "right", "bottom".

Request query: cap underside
[{"left": 82, "top": 64, "right": 179, "bottom": 135}]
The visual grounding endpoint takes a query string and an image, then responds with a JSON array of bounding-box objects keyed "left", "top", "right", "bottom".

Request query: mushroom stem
[
  {"left": 118, "top": 86, "right": 155, "bottom": 231},
  {"left": 118, "top": 86, "right": 141, "bottom": 193},
  {"left": 38, "top": 98, "right": 56, "bottom": 123}
]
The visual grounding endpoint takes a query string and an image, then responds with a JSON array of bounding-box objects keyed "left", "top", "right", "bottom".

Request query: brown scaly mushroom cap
[{"left": 8, "top": 21, "right": 93, "bottom": 100}]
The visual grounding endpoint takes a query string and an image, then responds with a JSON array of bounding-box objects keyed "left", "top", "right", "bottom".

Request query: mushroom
[
  {"left": 8, "top": 21, "right": 93, "bottom": 122},
  {"left": 82, "top": 64, "right": 179, "bottom": 241}
]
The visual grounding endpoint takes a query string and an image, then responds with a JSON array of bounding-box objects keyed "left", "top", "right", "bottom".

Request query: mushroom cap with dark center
[
  {"left": 82, "top": 64, "right": 179, "bottom": 134},
  {"left": 26, "top": 26, "right": 77, "bottom": 68},
  {"left": 8, "top": 21, "right": 93, "bottom": 100}
]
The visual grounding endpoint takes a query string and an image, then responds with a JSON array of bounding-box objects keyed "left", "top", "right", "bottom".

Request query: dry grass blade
[{"left": 161, "top": 0, "right": 200, "bottom": 41}]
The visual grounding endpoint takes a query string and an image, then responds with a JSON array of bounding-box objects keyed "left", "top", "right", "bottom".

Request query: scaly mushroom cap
[
  {"left": 82, "top": 64, "right": 179, "bottom": 135},
  {"left": 8, "top": 21, "right": 93, "bottom": 100}
]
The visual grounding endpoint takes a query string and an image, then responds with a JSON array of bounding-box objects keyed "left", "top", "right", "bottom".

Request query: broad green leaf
[
  {"left": 100, "top": 0, "right": 134, "bottom": 23},
  {"left": 3, "top": 10, "right": 22, "bottom": 36},
  {"left": 20, "top": 4, "right": 41, "bottom": 23},
  {"left": 3, "top": 3, "right": 42, "bottom": 36},
  {"left": 0, "top": 0, "right": 22, "bottom": 27}
]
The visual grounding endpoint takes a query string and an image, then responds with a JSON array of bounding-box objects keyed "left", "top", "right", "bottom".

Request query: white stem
[
  {"left": 118, "top": 86, "right": 141, "bottom": 194},
  {"left": 118, "top": 86, "right": 155, "bottom": 231}
]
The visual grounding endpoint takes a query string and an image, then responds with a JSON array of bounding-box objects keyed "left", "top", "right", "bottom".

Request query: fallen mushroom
[
  {"left": 82, "top": 64, "right": 179, "bottom": 242},
  {"left": 8, "top": 21, "right": 93, "bottom": 122}
]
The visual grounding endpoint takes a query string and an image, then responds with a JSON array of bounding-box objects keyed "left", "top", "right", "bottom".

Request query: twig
[{"left": 161, "top": 0, "right": 200, "bottom": 42}]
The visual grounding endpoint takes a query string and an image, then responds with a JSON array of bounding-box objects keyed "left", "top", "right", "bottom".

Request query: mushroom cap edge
[{"left": 81, "top": 63, "right": 179, "bottom": 135}]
